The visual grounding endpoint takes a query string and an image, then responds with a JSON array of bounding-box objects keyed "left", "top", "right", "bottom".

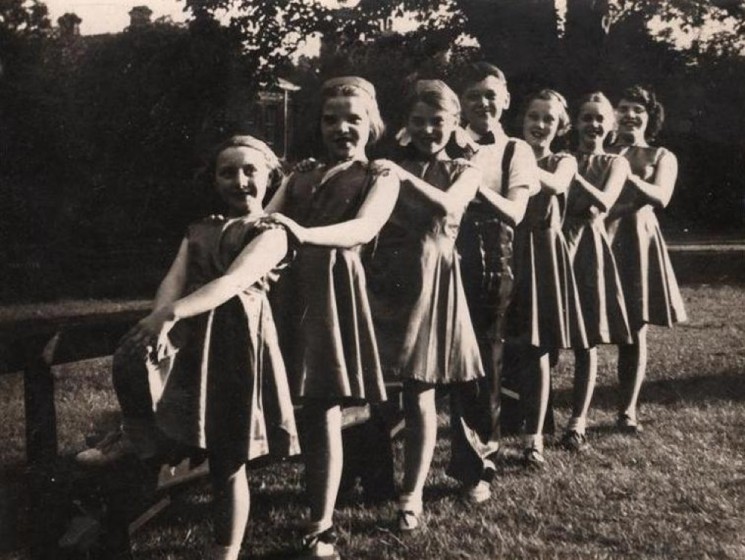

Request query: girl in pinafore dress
[
  {"left": 607, "top": 86, "right": 687, "bottom": 434},
  {"left": 367, "top": 80, "right": 483, "bottom": 531},
  {"left": 265, "top": 76, "right": 399, "bottom": 560},
  {"left": 562, "top": 92, "right": 633, "bottom": 445},
  {"left": 509, "top": 89, "right": 588, "bottom": 465},
  {"left": 76, "top": 136, "right": 300, "bottom": 560}
]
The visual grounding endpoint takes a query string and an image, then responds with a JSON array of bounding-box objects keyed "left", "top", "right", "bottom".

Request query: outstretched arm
[
  {"left": 120, "top": 239, "right": 189, "bottom": 354},
  {"left": 169, "top": 227, "right": 287, "bottom": 319},
  {"left": 398, "top": 163, "right": 480, "bottom": 218},
  {"left": 538, "top": 156, "right": 577, "bottom": 196},
  {"left": 120, "top": 228, "right": 288, "bottom": 355},
  {"left": 627, "top": 150, "right": 678, "bottom": 208},
  {"left": 269, "top": 163, "right": 400, "bottom": 248}
]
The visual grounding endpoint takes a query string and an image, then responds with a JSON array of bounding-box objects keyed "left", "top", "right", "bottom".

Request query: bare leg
[
  {"left": 209, "top": 455, "right": 248, "bottom": 560},
  {"left": 568, "top": 346, "right": 598, "bottom": 433},
  {"left": 301, "top": 401, "right": 343, "bottom": 535},
  {"left": 523, "top": 348, "right": 551, "bottom": 439},
  {"left": 400, "top": 382, "right": 437, "bottom": 516},
  {"left": 618, "top": 325, "right": 648, "bottom": 421}
]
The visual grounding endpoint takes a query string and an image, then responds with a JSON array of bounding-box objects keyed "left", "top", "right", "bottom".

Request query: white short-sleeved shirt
[{"left": 466, "top": 125, "right": 540, "bottom": 196}]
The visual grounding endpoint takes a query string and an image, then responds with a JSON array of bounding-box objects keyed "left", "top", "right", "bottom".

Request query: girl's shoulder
[
  {"left": 367, "top": 158, "right": 398, "bottom": 181},
  {"left": 187, "top": 214, "right": 226, "bottom": 234},
  {"left": 576, "top": 151, "right": 623, "bottom": 164},
  {"left": 551, "top": 150, "right": 575, "bottom": 160},
  {"left": 538, "top": 151, "right": 576, "bottom": 172},
  {"left": 609, "top": 144, "right": 673, "bottom": 161}
]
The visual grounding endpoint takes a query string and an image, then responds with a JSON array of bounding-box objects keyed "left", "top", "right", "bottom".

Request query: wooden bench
[{"left": 0, "top": 301, "right": 403, "bottom": 558}]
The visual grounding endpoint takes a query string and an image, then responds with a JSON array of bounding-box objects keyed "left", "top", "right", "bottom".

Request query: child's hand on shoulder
[
  {"left": 293, "top": 158, "right": 322, "bottom": 174},
  {"left": 266, "top": 213, "right": 308, "bottom": 244},
  {"left": 370, "top": 158, "right": 401, "bottom": 179}
]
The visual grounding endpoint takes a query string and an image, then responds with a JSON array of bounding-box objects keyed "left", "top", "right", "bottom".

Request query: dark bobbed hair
[
  {"left": 618, "top": 85, "right": 665, "bottom": 141},
  {"left": 321, "top": 82, "right": 386, "bottom": 144},
  {"left": 523, "top": 88, "right": 572, "bottom": 137}
]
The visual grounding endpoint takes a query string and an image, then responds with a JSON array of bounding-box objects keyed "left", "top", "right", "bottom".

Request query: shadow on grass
[{"left": 552, "top": 369, "right": 745, "bottom": 411}]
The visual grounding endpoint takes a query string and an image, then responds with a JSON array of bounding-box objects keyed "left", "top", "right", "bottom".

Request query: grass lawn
[{"left": 1, "top": 284, "right": 745, "bottom": 559}]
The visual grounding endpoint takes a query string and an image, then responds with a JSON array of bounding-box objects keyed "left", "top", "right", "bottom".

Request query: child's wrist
[{"left": 156, "top": 304, "right": 177, "bottom": 322}]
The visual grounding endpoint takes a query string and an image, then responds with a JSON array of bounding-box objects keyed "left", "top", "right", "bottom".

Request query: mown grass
[{"left": 2, "top": 284, "right": 744, "bottom": 559}]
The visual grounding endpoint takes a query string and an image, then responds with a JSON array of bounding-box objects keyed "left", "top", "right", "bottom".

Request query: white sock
[
  {"left": 523, "top": 433, "right": 544, "bottom": 452},
  {"left": 399, "top": 491, "right": 423, "bottom": 515},
  {"left": 567, "top": 416, "right": 587, "bottom": 435},
  {"left": 206, "top": 543, "right": 241, "bottom": 560}
]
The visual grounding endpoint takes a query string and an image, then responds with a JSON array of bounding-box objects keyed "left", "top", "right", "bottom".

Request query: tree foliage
[{"left": 1, "top": 0, "right": 743, "bottom": 301}]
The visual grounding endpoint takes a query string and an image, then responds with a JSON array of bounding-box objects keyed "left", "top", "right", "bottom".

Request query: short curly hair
[{"left": 618, "top": 85, "right": 665, "bottom": 141}]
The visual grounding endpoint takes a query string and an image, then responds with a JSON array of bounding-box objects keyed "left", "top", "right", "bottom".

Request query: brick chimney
[
  {"left": 128, "top": 6, "right": 153, "bottom": 29},
  {"left": 58, "top": 13, "right": 82, "bottom": 38}
]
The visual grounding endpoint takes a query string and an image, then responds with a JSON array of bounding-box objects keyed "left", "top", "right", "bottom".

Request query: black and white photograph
[{"left": 1, "top": 0, "right": 743, "bottom": 558}]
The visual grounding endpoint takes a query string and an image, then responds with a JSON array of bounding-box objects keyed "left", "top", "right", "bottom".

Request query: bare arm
[
  {"left": 399, "top": 163, "right": 480, "bottom": 218},
  {"left": 573, "top": 157, "right": 629, "bottom": 212},
  {"left": 538, "top": 156, "right": 577, "bottom": 196},
  {"left": 263, "top": 176, "right": 290, "bottom": 214},
  {"left": 269, "top": 165, "right": 400, "bottom": 248},
  {"left": 152, "top": 239, "right": 189, "bottom": 311},
  {"left": 627, "top": 150, "right": 678, "bottom": 208},
  {"left": 476, "top": 184, "right": 530, "bottom": 228},
  {"left": 119, "top": 239, "right": 189, "bottom": 354},
  {"left": 169, "top": 227, "right": 287, "bottom": 319}
]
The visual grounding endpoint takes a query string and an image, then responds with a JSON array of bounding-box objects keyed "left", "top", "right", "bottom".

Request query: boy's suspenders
[
  {"left": 457, "top": 139, "right": 518, "bottom": 338},
  {"left": 483, "top": 139, "right": 517, "bottom": 322}
]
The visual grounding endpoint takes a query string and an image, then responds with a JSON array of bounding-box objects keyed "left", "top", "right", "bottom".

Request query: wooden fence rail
[{"left": 0, "top": 300, "right": 403, "bottom": 558}]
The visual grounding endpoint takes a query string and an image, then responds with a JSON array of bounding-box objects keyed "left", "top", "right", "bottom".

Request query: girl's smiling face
[
  {"left": 523, "top": 98, "right": 562, "bottom": 151},
  {"left": 214, "top": 146, "right": 271, "bottom": 216},
  {"left": 616, "top": 99, "right": 649, "bottom": 138},
  {"left": 407, "top": 101, "right": 457, "bottom": 157},
  {"left": 577, "top": 101, "right": 614, "bottom": 151},
  {"left": 321, "top": 95, "right": 371, "bottom": 162}
]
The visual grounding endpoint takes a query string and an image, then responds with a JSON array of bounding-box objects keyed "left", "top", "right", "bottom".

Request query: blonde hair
[
  {"left": 525, "top": 89, "right": 572, "bottom": 137},
  {"left": 321, "top": 76, "right": 385, "bottom": 143},
  {"left": 576, "top": 92, "right": 615, "bottom": 124}
]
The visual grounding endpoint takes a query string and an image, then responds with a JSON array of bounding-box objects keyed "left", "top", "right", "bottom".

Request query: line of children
[{"left": 75, "top": 71, "right": 685, "bottom": 558}]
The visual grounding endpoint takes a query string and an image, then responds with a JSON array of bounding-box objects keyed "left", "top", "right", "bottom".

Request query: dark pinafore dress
[
  {"left": 564, "top": 153, "right": 633, "bottom": 347},
  {"left": 606, "top": 145, "right": 687, "bottom": 330},
  {"left": 508, "top": 153, "right": 588, "bottom": 350},
  {"left": 275, "top": 160, "right": 390, "bottom": 405},
  {"left": 153, "top": 217, "right": 300, "bottom": 463},
  {"left": 367, "top": 156, "right": 483, "bottom": 385}
]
